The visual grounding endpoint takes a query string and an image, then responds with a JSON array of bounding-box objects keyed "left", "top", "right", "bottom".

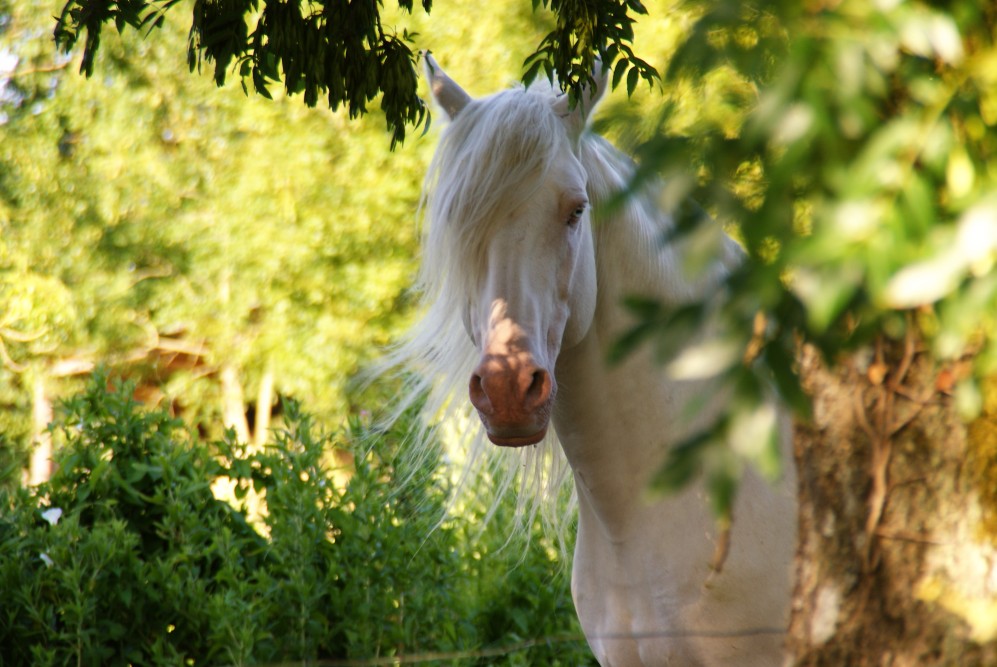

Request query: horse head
[{"left": 422, "top": 54, "right": 608, "bottom": 447}]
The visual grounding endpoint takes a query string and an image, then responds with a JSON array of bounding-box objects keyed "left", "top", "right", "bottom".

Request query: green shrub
[{"left": 0, "top": 373, "right": 593, "bottom": 665}]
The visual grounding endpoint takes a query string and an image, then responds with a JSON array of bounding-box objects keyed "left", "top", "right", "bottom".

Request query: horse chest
[
  {"left": 571, "top": 493, "right": 713, "bottom": 666},
  {"left": 570, "top": 480, "right": 791, "bottom": 667}
]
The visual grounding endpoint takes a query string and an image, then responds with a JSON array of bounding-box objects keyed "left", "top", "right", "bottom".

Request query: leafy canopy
[{"left": 52, "top": 0, "right": 660, "bottom": 146}]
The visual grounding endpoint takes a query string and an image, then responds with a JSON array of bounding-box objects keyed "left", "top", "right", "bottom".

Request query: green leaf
[
  {"left": 612, "top": 58, "right": 628, "bottom": 90},
  {"left": 791, "top": 265, "right": 861, "bottom": 333},
  {"left": 650, "top": 429, "right": 714, "bottom": 493},
  {"left": 252, "top": 67, "right": 272, "bottom": 99},
  {"left": 707, "top": 466, "right": 738, "bottom": 522},
  {"left": 763, "top": 339, "right": 812, "bottom": 419},
  {"left": 626, "top": 65, "right": 639, "bottom": 97},
  {"left": 728, "top": 398, "right": 781, "bottom": 481}
]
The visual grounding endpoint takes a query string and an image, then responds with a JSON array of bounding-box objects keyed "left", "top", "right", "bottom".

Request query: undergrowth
[{"left": 0, "top": 372, "right": 593, "bottom": 666}]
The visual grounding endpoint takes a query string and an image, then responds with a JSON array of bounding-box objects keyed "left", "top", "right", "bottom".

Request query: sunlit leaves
[
  {"left": 523, "top": 0, "right": 660, "bottom": 102},
  {"left": 663, "top": 0, "right": 996, "bottom": 355},
  {"left": 611, "top": 0, "right": 997, "bottom": 518},
  {"left": 885, "top": 198, "right": 997, "bottom": 309},
  {"left": 0, "top": 272, "right": 79, "bottom": 367}
]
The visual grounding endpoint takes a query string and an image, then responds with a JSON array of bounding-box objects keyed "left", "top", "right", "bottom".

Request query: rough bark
[{"left": 788, "top": 339, "right": 997, "bottom": 666}]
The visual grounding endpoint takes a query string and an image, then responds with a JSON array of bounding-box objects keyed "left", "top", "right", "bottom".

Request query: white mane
[{"left": 377, "top": 80, "right": 733, "bottom": 550}]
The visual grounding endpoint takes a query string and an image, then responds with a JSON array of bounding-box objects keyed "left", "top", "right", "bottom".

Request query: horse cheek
[{"left": 561, "top": 231, "right": 597, "bottom": 350}]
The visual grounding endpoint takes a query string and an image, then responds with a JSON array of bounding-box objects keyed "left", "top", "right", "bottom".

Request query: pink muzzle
[{"left": 468, "top": 353, "right": 555, "bottom": 447}]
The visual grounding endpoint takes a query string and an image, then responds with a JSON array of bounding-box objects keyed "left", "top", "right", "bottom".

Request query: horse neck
[
  {"left": 552, "top": 136, "right": 738, "bottom": 535},
  {"left": 552, "top": 221, "right": 679, "bottom": 528}
]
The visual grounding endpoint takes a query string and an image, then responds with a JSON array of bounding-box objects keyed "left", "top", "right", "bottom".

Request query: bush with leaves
[
  {"left": 600, "top": 0, "right": 997, "bottom": 508},
  {"left": 0, "top": 373, "right": 593, "bottom": 665}
]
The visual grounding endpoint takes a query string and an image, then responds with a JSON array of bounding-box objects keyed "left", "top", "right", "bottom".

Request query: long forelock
[{"left": 421, "top": 87, "right": 570, "bottom": 300}]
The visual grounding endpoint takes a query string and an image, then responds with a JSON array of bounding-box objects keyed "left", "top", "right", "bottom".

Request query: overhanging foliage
[
  {"left": 52, "top": 0, "right": 659, "bottom": 146},
  {"left": 53, "top": 0, "right": 432, "bottom": 146}
]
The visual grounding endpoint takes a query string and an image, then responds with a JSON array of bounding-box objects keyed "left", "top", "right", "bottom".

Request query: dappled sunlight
[
  {"left": 885, "top": 199, "right": 997, "bottom": 308},
  {"left": 3, "top": 0, "right": 996, "bottom": 662},
  {"left": 0, "top": 0, "right": 557, "bottom": 454},
  {"left": 210, "top": 474, "right": 271, "bottom": 535}
]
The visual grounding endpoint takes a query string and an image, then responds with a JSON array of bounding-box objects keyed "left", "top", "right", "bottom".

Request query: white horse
[{"left": 387, "top": 53, "right": 796, "bottom": 666}]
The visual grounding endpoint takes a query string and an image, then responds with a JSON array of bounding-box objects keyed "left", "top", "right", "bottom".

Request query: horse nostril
[
  {"left": 469, "top": 372, "right": 491, "bottom": 413},
  {"left": 470, "top": 360, "right": 552, "bottom": 420},
  {"left": 525, "top": 369, "right": 551, "bottom": 408}
]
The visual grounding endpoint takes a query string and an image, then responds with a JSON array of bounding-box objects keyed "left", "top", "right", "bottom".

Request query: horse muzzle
[
  {"left": 482, "top": 423, "right": 550, "bottom": 447},
  {"left": 469, "top": 354, "right": 555, "bottom": 447}
]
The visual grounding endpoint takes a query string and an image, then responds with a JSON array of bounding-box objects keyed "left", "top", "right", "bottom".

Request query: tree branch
[{"left": 5, "top": 61, "right": 73, "bottom": 78}]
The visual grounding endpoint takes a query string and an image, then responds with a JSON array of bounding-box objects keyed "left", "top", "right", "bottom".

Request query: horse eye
[{"left": 567, "top": 204, "right": 586, "bottom": 226}]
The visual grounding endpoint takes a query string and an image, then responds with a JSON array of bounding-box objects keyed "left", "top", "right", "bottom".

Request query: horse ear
[
  {"left": 423, "top": 52, "right": 472, "bottom": 122},
  {"left": 553, "top": 56, "right": 609, "bottom": 134}
]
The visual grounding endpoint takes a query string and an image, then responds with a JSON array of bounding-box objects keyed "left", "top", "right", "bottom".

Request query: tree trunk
[
  {"left": 220, "top": 364, "right": 251, "bottom": 444},
  {"left": 27, "top": 373, "right": 53, "bottom": 485},
  {"left": 254, "top": 367, "right": 274, "bottom": 448},
  {"left": 788, "top": 339, "right": 997, "bottom": 665}
]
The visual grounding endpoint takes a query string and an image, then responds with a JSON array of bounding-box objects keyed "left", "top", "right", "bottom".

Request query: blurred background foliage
[
  {"left": 0, "top": 0, "right": 558, "bottom": 471},
  {"left": 2, "top": 0, "right": 996, "bottom": 658}
]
